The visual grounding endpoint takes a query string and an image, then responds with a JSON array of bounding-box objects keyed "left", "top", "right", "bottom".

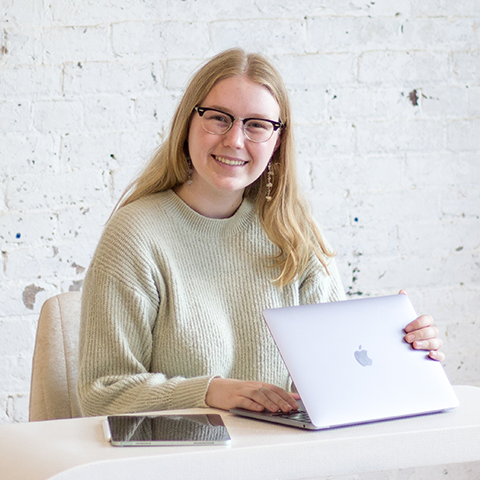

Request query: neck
[{"left": 173, "top": 182, "right": 244, "bottom": 219}]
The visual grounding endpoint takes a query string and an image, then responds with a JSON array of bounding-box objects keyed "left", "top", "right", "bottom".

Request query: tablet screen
[{"left": 106, "top": 414, "right": 231, "bottom": 446}]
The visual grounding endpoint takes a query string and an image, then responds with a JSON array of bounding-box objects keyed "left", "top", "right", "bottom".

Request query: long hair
[{"left": 115, "top": 48, "right": 334, "bottom": 286}]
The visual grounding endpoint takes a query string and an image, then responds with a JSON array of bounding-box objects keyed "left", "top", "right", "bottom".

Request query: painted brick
[
  {"left": 398, "top": 220, "right": 480, "bottom": 257},
  {"left": 325, "top": 87, "right": 412, "bottom": 120},
  {"left": 111, "top": 166, "right": 147, "bottom": 201},
  {"left": 355, "top": 118, "right": 446, "bottom": 154},
  {"left": 447, "top": 119, "right": 480, "bottom": 151},
  {"left": 306, "top": 16, "right": 405, "bottom": 52},
  {"left": 405, "top": 152, "right": 480, "bottom": 188},
  {"left": 59, "top": 130, "right": 159, "bottom": 171},
  {"left": 1, "top": 0, "right": 42, "bottom": 26},
  {"left": 255, "top": 0, "right": 411, "bottom": 17},
  {"left": 47, "top": 0, "right": 259, "bottom": 26},
  {"left": 111, "top": 21, "right": 212, "bottom": 60},
  {"left": 0, "top": 318, "right": 36, "bottom": 356},
  {"left": 82, "top": 95, "right": 135, "bottom": 131},
  {"left": 211, "top": 19, "right": 307, "bottom": 55},
  {"left": 288, "top": 86, "right": 327, "bottom": 124},
  {"left": 0, "top": 177, "right": 6, "bottom": 213},
  {"left": 296, "top": 122, "right": 356, "bottom": 159},
  {"left": 315, "top": 154, "right": 405, "bottom": 194},
  {"left": 420, "top": 86, "right": 473, "bottom": 119},
  {"left": 0, "top": 101, "right": 32, "bottom": 132},
  {"left": 42, "top": 26, "right": 113, "bottom": 63},
  {"left": 0, "top": 133, "right": 60, "bottom": 174},
  {"left": 0, "top": 393, "right": 30, "bottom": 424},
  {"left": 1, "top": 27, "right": 43, "bottom": 66},
  {"left": 0, "top": 211, "right": 57, "bottom": 249},
  {"left": 276, "top": 53, "right": 357, "bottom": 86},
  {"left": 0, "top": 65, "right": 63, "bottom": 98},
  {"left": 308, "top": 190, "right": 351, "bottom": 229},
  {"left": 57, "top": 203, "right": 111, "bottom": 245},
  {"left": 358, "top": 51, "right": 451, "bottom": 85},
  {"left": 33, "top": 99, "right": 84, "bottom": 134},
  {"left": 63, "top": 61, "right": 160, "bottom": 96},
  {"left": 451, "top": 50, "right": 480, "bottom": 83},
  {"left": 352, "top": 253, "right": 480, "bottom": 293},
  {"left": 411, "top": 0, "right": 480, "bottom": 16},
  {"left": 134, "top": 94, "right": 178, "bottom": 131},
  {"left": 439, "top": 186, "right": 480, "bottom": 218},
  {"left": 399, "top": 17, "right": 480, "bottom": 50},
  {"left": 1, "top": 281, "right": 55, "bottom": 317},
  {"left": 348, "top": 189, "right": 441, "bottom": 227},
  {"left": 0, "top": 354, "right": 34, "bottom": 391},
  {"left": 444, "top": 320, "right": 480, "bottom": 385},
  {"left": 164, "top": 58, "right": 205, "bottom": 91},
  {"left": 4, "top": 244, "right": 94, "bottom": 280},
  {"left": 6, "top": 170, "right": 111, "bottom": 210}
]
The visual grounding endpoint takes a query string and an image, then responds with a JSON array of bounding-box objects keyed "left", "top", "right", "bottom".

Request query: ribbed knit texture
[{"left": 78, "top": 190, "right": 345, "bottom": 416}]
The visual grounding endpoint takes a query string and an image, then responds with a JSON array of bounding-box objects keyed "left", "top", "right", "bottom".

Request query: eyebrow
[{"left": 204, "top": 104, "right": 279, "bottom": 120}]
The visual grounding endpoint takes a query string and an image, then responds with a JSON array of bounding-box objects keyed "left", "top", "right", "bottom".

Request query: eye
[
  {"left": 245, "top": 119, "right": 270, "bottom": 131},
  {"left": 204, "top": 111, "right": 230, "bottom": 124}
]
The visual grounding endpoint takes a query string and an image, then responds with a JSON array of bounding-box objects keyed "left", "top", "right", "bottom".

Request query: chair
[{"left": 29, "top": 292, "right": 83, "bottom": 421}]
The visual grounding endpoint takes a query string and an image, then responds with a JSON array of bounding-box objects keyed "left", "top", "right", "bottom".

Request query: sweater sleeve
[
  {"left": 299, "top": 255, "right": 346, "bottom": 305},
  {"left": 78, "top": 267, "right": 216, "bottom": 416},
  {"left": 77, "top": 209, "right": 216, "bottom": 417}
]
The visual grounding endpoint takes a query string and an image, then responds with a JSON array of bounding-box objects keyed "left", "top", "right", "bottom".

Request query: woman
[{"left": 78, "top": 49, "right": 443, "bottom": 417}]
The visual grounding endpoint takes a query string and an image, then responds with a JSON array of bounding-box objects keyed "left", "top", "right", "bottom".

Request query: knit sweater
[{"left": 78, "top": 190, "right": 345, "bottom": 416}]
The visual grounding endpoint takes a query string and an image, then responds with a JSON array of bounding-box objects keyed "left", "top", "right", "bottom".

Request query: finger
[
  {"left": 412, "top": 338, "right": 443, "bottom": 351},
  {"left": 236, "top": 396, "right": 268, "bottom": 412},
  {"left": 405, "top": 326, "right": 439, "bottom": 344},
  {"left": 398, "top": 290, "right": 407, "bottom": 296},
  {"left": 255, "top": 386, "right": 298, "bottom": 413},
  {"left": 253, "top": 387, "right": 282, "bottom": 413},
  {"left": 404, "top": 314, "right": 434, "bottom": 333},
  {"left": 429, "top": 350, "right": 445, "bottom": 362},
  {"left": 261, "top": 383, "right": 300, "bottom": 408}
]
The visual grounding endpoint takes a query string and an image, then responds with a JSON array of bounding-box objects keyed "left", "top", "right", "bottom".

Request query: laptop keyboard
[{"left": 272, "top": 410, "right": 312, "bottom": 423}]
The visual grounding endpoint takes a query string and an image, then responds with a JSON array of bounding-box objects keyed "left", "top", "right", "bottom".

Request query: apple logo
[{"left": 354, "top": 345, "right": 373, "bottom": 367}]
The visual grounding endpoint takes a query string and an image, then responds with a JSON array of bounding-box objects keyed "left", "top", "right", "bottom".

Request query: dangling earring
[
  {"left": 186, "top": 157, "right": 193, "bottom": 186},
  {"left": 266, "top": 162, "right": 273, "bottom": 202}
]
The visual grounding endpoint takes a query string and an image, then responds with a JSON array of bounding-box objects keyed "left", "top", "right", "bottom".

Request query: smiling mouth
[{"left": 214, "top": 155, "right": 248, "bottom": 166}]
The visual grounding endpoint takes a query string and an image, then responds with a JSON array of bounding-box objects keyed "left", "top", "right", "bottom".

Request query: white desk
[{"left": 1, "top": 386, "right": 479, "bottom": 480}]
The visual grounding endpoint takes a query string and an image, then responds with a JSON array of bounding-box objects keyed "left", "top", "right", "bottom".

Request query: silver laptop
[{"left": 231, "top": 295, "right": 458, "bottom": 430}]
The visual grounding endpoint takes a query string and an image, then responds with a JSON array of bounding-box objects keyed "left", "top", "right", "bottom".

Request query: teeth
[{"left": 215, "top": 156, "right": 246, "bottom": 166}]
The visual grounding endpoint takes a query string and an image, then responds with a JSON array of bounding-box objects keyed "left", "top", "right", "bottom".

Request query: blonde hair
[{"left": 115, "top": 48, "right": 334, "bottom": 286}]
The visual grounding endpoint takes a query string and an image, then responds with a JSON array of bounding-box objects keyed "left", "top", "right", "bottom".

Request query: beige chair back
[{"left": 29, "top": 292, "right": 83, "bottom": 421}]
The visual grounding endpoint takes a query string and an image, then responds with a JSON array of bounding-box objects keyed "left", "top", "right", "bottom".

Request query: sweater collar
[{"left": 159, "top": 189, "right": 257, "bottom": 237}]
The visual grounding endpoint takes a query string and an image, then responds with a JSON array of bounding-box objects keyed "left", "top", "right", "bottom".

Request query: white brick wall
[{"left": 1, "top": 2, "right": 479, "bottom": 474}]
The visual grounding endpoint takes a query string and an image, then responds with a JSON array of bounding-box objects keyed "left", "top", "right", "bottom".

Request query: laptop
[{"left": 231, "top": 295, "right": 459, "bottom": 430}]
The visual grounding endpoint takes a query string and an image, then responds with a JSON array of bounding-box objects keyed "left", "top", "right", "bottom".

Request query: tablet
[{"left": 104, "top": 413, "right": 231, "bottom": 446}]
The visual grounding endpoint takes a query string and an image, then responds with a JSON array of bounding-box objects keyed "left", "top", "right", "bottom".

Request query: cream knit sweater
[{"left": 78, "top": 190, "right": 345, "bottom": 416}]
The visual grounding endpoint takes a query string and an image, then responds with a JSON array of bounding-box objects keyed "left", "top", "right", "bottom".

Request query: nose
[{"left": 222, "top": 119, "right": 245, "bottom": 149}]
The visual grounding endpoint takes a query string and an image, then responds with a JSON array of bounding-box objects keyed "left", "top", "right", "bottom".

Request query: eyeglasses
[{"left": 194, "top": 106, "right": 282, "bottom": 143}]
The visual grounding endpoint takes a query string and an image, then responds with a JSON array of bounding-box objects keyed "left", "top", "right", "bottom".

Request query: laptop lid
[{"left": 261, "top": 295, "right": 458, "bottom": 429}]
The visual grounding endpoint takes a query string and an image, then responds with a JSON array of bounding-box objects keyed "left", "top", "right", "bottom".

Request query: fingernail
[
  {"left": 415, "top": 341, "right": 425, "bottom": 348},
  {"left": 406, "top": 334, "right": 415, "bottom": 343}
]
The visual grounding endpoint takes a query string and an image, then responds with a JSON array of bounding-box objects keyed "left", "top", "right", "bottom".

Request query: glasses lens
[
  {"left": 244, "top": 119, "right": 274, "bottom": 143},
  {"left": 201, "top": 110, "right": 232, "bottom": 135}
]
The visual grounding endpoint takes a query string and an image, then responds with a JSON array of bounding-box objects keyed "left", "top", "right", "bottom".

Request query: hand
[
  {"left": 400, "top": 291, "right": 445, "bottom": 362},
  {"left": 205, "top": 378, "right": 300, "bottom": 413}
]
